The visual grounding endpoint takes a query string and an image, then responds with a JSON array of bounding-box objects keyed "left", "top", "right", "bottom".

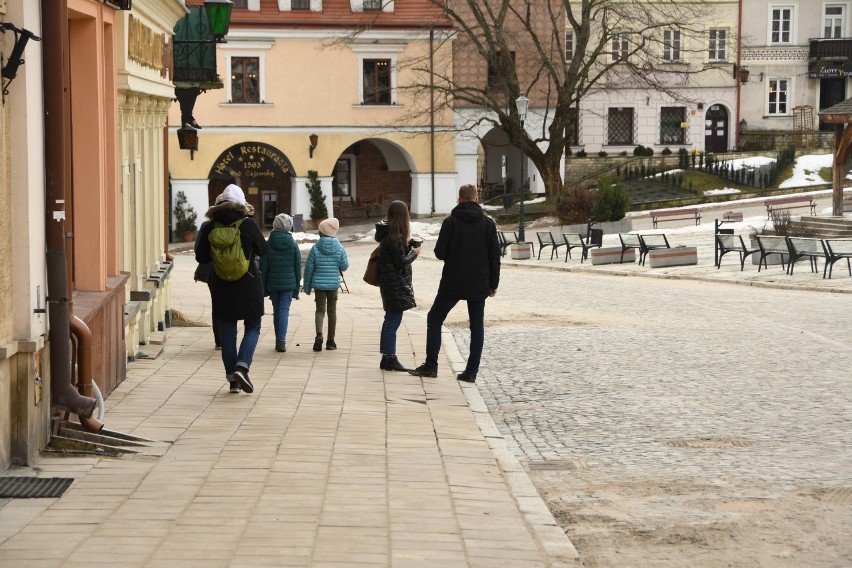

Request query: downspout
[
  {"left": 42, "top": 0, "right": 99, "bottom": 430},
  {"left": 70, "top": 316, "right": 104, "bottom": 430},
  {"left": 430, "top": 28, "right": 436, "bottom": 216},
  {"left": 735, "top": 0, "right": 743, "bottom": 149},
  {"left": 164, "top": 128, "right": 173, "bottom": 261}
]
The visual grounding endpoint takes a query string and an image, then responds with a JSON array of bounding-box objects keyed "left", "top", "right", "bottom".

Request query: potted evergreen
[
  {"left": 306, "top": 170, "right": 328, "bottom": 228},
  {"left": 173, "top": 190, "right": 198, "bottom": 242}
]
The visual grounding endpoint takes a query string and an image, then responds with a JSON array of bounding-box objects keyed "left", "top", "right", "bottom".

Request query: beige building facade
[{"left": 168, "top": 1, "right": 457, "bottom": 223}]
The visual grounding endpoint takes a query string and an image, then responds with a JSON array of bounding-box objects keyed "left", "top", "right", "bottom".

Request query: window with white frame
[
  {"left": 612, "top": 32, "right": 629, "bottom": 62},
  {"left": 363, "top": 0, "right": 382, "bottom": 10},
  {"left": 663, "top": 29, "right": 682, "bottom": 62},
  {"left": 231, "top": 57, "right": 260, "bottom": 103},
  {"left": 770, "top": 6, "right": 793, "bottom": 44},
  {"left": 292, "top": 0, "right": 310, "bottom": 9},
  {"left": 565, "top": 30, "right": 574, "bottom": 62},
  {"left": 363, "top": 59, "right": 392, "bottom": 104},
  {"left": 232, "top": 0, "right": 248, "bottom": 7},
  {"left": 708, "top": 28, "right": 727, "bottom": 62},
  {"left": 825, "top": 4, "right": 846, "bottom": 38},
  {"left": 768, "top": 78, "right": 790, "bottom": 115}
]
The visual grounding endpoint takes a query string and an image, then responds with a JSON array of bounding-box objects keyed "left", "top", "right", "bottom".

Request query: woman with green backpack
[{"left": 195, "top": 184, "right": 267, "bottom": 394}]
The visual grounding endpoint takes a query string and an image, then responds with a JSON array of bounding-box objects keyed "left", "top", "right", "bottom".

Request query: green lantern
[{"left": 204, "top": 0, "right": 233, "bottom": 42}]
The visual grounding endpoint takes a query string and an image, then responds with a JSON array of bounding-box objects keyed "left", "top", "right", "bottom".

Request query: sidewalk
[{"left": 0, "top": 245, "right": 578, "bottom": 567}]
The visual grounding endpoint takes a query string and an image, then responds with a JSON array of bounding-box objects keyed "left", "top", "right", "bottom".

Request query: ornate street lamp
[{"left": 515, "top": 92, "right": 529, "bottom": 243}]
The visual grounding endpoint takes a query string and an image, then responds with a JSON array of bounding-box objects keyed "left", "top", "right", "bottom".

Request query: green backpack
[{"left": 209, "top": 218, "right": 249, "bottom": 281}]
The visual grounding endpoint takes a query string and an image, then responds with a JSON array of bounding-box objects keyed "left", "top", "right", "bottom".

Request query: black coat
[
  {"left": 375, "top": 223, "right": 417, "bottom": 312},
  {"left": 434, "top": 201, "right": 501, "bottom": 300},
  {"left": 195, "top": 202, "right": 268, "bottom": 321}
]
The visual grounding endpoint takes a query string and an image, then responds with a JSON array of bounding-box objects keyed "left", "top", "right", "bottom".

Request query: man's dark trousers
[{"left": 424, "top": 293, "right": 486, "bottom": 374}]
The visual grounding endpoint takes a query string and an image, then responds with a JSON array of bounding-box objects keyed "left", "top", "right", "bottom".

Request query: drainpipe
[
  {"left": 164, "top": 129, "right": 173, "bottom": 261},
  {"left": 735, "top": 0, "right": 743, "bottom": 149},
  {"left": 70, "top": 317, "right": 104, "bottom": 432},
  {"left": 430, "top": 28, "right": 436, "bottom": 216},
  {"left": 42, "top": 0, "right": 98, "bottom": 429}
]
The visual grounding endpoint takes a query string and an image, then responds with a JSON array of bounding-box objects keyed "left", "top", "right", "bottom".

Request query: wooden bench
[
  {"left": 650, "top": 208, "right": 701, "bottom": 228},
  {"left": 823, "top": 239, "right": 852, "bottom": 278},
  {"left": 786, "top": 237, "right": 824, "bottom": 275},
  {"left": 754, "top": 235, "right": 789, "bottom": 272},
  {"left": 562, "top": 233, "right": 600, "bottom": 263},
  {"left": 535, "top": 231, "right": 566, "bottom": 260},
  {"left": 638, "top": 234, "right": 671, "bottom": 266},
  {"left": 715, "top": 234, "right": 760, "bottom": 271},
  {"left": 765, "top": 195, "right": 816, "bottom": 219}
]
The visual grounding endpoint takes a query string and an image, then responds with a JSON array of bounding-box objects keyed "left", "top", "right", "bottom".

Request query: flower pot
[{"left": 183, "top": 231, "right": 196, "bottom": 243}]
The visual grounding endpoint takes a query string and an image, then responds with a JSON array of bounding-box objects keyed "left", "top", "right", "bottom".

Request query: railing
[{"left": 809, "top": 37, "right": 852, "bottom": 60}]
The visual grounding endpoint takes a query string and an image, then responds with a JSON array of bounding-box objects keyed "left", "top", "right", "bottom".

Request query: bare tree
[{"left": 392, "top": 0, "right": 722, "bottom": 200}]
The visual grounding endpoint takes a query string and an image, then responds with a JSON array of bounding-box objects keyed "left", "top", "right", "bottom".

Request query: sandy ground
[{"left": 534, "top": 473, "right": 851, "bottom": 568}]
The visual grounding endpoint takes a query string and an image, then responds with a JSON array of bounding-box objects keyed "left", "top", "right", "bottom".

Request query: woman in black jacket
[{"left": 376, "top": 201, "right": 420, "bottom": 372}]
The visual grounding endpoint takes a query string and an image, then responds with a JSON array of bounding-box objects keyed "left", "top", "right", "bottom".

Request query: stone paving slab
[{"left": 0, "top": 247, "right": 578, "bottom": 567}]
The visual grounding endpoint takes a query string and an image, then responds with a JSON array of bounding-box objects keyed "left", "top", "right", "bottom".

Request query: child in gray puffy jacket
[{"left": 303, "top": 218, "right": 349, "bottom": 351}]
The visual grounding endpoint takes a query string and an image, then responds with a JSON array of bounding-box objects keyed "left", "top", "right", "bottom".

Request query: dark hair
[{"left": 385, "top": 200, "right": 410, "bottom": 244}]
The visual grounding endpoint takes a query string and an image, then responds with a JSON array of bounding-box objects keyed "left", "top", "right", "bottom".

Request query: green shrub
[
  {"left": 598, "top": 150, "right": 608, "bottom": 157},
  {"left": 661, "top": 147, "right": 672, "bottom": 155},
  {"left": 576, "top": 149, "right": 587, "bottom": 157},
  {"left": 591, "top": 176, "right": 629, "bottom": 222}
]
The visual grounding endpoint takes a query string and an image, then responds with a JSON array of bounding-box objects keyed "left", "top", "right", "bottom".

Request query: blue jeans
[
  {"left": 425, "top": 294, "right": 485, "bottom": 374},
  {"left": 217, "top": 315, "right": 261, "bottom": 377},
  {"left": 380, "top": 311, "right": 403, "bottom": 355},
  {"left": 269, "top": 290, "right": 294, "bottom": 342}
]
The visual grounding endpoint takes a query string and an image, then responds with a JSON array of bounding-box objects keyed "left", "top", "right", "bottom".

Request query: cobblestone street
[{"left": 431, "top": 260, "right": 852, "bottom": 567}]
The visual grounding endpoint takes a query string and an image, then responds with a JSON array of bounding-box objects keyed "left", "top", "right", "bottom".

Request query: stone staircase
[{"left": 798, "top": 215, "right": 852, "bottom": 238}]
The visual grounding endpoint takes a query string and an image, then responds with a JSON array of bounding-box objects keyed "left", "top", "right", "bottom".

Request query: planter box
[
  {"left": 648, "top": 246, "right": 698, "bottom": 268},
  {"left": 590, "top": 246, "right": 634, "bottom": 265},
  {"left": 509, "top": 243, "right": 533, "bottom": 260}
]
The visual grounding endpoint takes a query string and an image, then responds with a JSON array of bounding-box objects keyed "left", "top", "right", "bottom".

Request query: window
[
  {"left": 768, "top": 78, "right": 790, "bottom": 115},
  {"left": 565, "top": 30, "right": 574, "bottom": 62},
  {"left": 363, "top": 0, "right": 382, "bottom": 10},
  {"left": 333, "top": 159, "right": 352, "bottom": 197},
  {"left": 487, "top": 51, "right": 515, "bottom": 91},
  {"left": 231, "top": 57, "right": 259, "bottom": 103},
  {"left": 660, "top": 107, "right": 686, "bottom": 144},
  {"left": 292, "top": 0, "right": 310, "bottom": 9},
  {"left": 825, "top": 5, "right": 845, "bottom": 38},
  {"left": 770, "top": 6, "right": 793, "bottom": 44},
  {"left": 612, "top": 32, "right": 629, "bottom": 62},
  {"left": 363, "top": 59, "right": 391, "bottom": 104},
  {"left": 231, "top": 0, "right": 248, "bottom": 7},
  {"left": 567, "top": 107, "right": 580, "bottom": 146},
  {"left": 663, "top": 29, "right": 682, "bottom": 62},
  {"left": 708, "top": 28, "right": 727, "bottom": 62},
  {"left": 607, "top": 107, "right": 634, "bottom": 145}
]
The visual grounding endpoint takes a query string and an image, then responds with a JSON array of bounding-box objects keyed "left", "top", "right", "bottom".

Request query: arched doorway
[
  {"left": 332, "top": 139, "right": 413, "bottom": 219},
  {"left": 208, "top": 142, "right": 295, "bottom": 228},
  {"left": 704, "top": 105, "right": 729, "bottom": 153}
]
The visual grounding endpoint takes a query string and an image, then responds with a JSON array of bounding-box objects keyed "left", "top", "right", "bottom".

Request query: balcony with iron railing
[{"left": 810, "top": 37, "right": 852, "bottom": 61}]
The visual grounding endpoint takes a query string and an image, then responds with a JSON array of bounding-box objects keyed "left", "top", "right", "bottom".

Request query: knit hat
[
  {"left": 318, "top": 217, "right": 340, "bottom": 237},
  {"left": 273, "top": 213, "right": 294, "bottom": 232},
  {"left": 221, "top": 184, "right": 246, "bottom": 204}
]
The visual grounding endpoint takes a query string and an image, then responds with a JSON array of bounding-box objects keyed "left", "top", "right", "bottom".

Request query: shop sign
[{"left": 212, "top": 143, "right": 292, "bottom": 180}]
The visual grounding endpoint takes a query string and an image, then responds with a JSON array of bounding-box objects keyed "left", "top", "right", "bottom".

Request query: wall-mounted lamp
[
  {"left": 733, "top": 64, "right": 750, "bottom": 84},
  {"left": 309, "top": 133, "right": 319, "bottom": 158},
  {"left": 759, "top": 72, "right": 765, "bottom": 82},
  {"left": 1, "top": 22, "right": 42, "bottom": 102},
  {"left": 739, "top": 119, "right": 748, "bottom": 134}
]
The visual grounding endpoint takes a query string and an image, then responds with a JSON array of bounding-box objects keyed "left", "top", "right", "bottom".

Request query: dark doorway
[
  {"left": 704, "top": 105, "right": 729, "bottom": 153},
  {"left": 820, "top": 78, "right": 846, "bottom": 131}
]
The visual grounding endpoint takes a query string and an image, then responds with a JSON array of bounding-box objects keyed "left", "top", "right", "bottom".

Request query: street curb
[{"left": 442, "top": 329, "right": 582, "bottom": 566}]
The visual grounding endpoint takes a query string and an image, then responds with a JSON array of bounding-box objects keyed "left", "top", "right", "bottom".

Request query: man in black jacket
[{"left": 410, "top": 184, "right": 501, "bottom": 383}]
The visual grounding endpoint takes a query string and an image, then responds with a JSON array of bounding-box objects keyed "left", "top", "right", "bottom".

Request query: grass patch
[
  {"left": 819, "top": 166, "right": 833, "bottom": 182},
  {"left": 678, "top": 170, "right": 753, "bottom": 194}
]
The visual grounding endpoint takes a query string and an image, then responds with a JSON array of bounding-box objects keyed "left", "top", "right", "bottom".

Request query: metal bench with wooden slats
[
  {"left": 786, "top": 237, "right": 825, "bottom": 275},
  {"left": 715, "top": 234, "right": 760, "bottom": 271},
  {"left": 562, "top": 232, "right": 600, "bottom": 263},
  {"left": 823, "top": 239, "right": 852, "bottom": 279},
  {"left": 764, "top": 195, "right": 816, "bottom": 218},
  {"left": 754, "top": 235, "right": 789, "bottom": 272}
]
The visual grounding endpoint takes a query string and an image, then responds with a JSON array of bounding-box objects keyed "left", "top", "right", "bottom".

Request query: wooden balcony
[{"left": 810, "top": 37, "right": 852, "bottom": 61}]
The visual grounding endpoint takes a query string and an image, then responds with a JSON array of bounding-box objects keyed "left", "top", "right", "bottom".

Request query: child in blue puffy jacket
[{"left": 303, "top": 218, "right": 349, "bottom": 351}]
